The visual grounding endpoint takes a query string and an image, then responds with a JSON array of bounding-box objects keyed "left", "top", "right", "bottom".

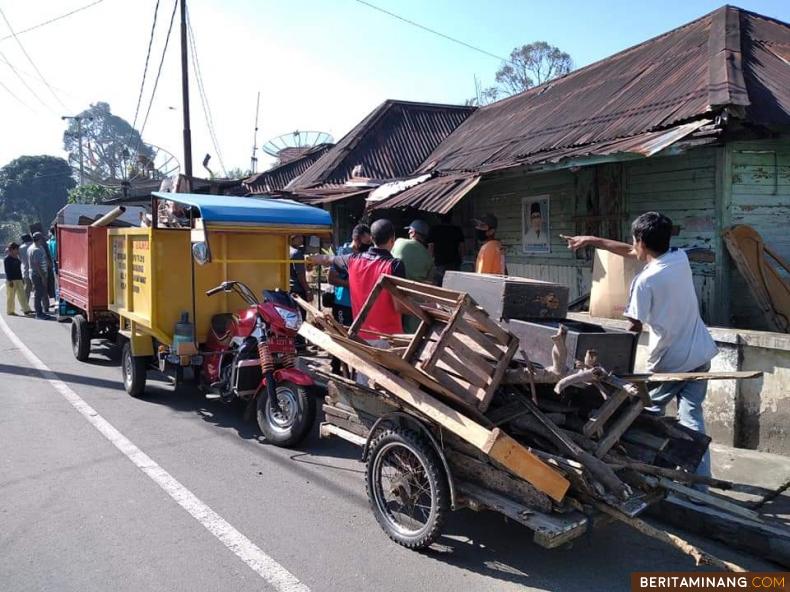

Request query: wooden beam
[
  {"left": 300, "top": 322, "right": 569, "bottom": 502},
  {"left": 595, "top": 399, "right": 645, "bottom": 458},
  {"left": 619, "top": 370, "right": 763, "bottom": 382}
]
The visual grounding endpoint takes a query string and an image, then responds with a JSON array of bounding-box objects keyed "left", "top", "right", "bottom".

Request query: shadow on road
[{"left": 0, "top": 363, "right": 125, "bottom": 391}]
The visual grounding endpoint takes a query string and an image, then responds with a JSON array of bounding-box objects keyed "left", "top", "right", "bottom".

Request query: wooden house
[{"left": 371, "top": 6, "right": 790, "bottom": 329}]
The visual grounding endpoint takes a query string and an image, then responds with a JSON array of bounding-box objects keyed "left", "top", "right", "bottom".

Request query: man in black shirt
[
  {"left": 428, "top": 213, "right": 465, "bottom": 286},
  {"left": 4, "top": 242, "right": 33, "bottom": 316}
]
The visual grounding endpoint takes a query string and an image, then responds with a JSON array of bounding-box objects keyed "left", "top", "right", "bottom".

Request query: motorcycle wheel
[{"left": 256, "top": 380, "right": 316, "bottom": 447}]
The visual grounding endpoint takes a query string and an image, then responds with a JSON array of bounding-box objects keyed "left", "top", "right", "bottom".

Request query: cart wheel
[
  {"left": 257, "top": 381, "right": 316, "bottom": 447},
  {"left": 121, "top": 342, "right": 148, "bottom": 397},
  {"left": 366, "top": 428, "right": 449, "bottom": 549},
  {"left": 71, "top": 314, "right": 91, "bottom": 362}
]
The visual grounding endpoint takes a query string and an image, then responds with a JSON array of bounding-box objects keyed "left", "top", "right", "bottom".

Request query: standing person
[
  {"left": 289, "top": 235, "right": 313, "bottom": 302},
  {"left": 311, "top": 219, "right": 405, "bottom": 341},
  {"left": 28, "top": 232, "right": 52, "bottom": 319},
  {"left": 392, "top": 219, "right": 434, "bottom": 332},
  {"left": 4, "top": 242, "right": 33, "bottom": 316},
  {"left": 473, "top": 213, "right": 506, "bottom": 275},
  {"left": 18, "top": 234, "right": 33, "bottom": 307},
  {"left": 428, "top": 213, "right": 465, "bottom": 286},
  {"left": 329, "top": 224, "right": 371, "bottom": 326},
  {"left": 46, "top": 227, "right": 57, "bottom": 302},
  {"left": 563, "top": 211, "right": 718, "bottom": 485}
]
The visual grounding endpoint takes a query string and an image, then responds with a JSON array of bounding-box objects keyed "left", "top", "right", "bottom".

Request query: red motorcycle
[{"left": 202, "top": 280, "right": 316, "bottom": 447}]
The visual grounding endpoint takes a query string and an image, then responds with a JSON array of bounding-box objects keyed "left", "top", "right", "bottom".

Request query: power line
[
  {"left": 136, "top": 0, "right": 178, "bottom": 151},
  {"left": 0, "top": 74, "right": 29, "bottom": 108},
  {"left": 351, "top": 0, "right": 513, "bottom": 65},
  {"left": 0, "top": 7, "right": 69, "bottom": 110},
  {"left": 128, "top": 0, "right": 161, "bottom": 147},
  {"left": 0, "top": 49, "right": 52, "bottom": 112},
  {"left": 0, "top": 1, "right": 106, "bottom": 43},
  {"left": 186, "top": 7, "right": 226, "bottom": 176}
]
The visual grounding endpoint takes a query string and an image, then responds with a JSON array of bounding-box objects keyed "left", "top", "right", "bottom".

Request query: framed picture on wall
[{"left": 522, "top": 195, "right": 550, "bottom": 254}]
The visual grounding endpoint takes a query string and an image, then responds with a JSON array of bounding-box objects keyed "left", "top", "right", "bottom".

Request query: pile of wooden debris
[{"left": 296, "top": 276, "right": 769, "bottom": 570}]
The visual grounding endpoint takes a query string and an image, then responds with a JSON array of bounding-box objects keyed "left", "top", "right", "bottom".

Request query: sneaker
[
  {"left": 23, "top": 311, "right": 35, "bottom": 316},
  {"left": 7, "top": 312, "right": 17, "bottom": 316},
  {"left": 35, "top": 313, "right": 53, "bottom": 320}
]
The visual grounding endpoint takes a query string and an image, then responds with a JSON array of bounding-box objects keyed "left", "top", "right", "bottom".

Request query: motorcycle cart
[{"left": 105, "top": 192, "right": 332, "bottom": 445}]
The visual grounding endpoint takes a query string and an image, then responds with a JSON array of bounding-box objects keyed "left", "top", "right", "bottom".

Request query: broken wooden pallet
[{"left": 347, "top": 275, "right": 519, "bottom": 413}]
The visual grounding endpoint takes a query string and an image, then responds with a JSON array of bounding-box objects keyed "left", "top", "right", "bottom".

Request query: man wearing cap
[
  {"left": 392, "top": 220, "right": 434, "bottom": 332},
  {"left": 28, "top": 232, "right": 52, "bottom": 319},
  {"left": 474, "top": 213, "right": 506, "bottom": 275}
]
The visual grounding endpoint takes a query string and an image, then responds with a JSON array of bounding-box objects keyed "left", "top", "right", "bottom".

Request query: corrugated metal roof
[
  {"left": 244, "top": 144, "right": 332, "bottom": 194},
  {"left": 417, "top": 6, "right": 790, "bottom": 176},
  {"left": 286, "top": 100, "right": 475, "bottom": 191}
]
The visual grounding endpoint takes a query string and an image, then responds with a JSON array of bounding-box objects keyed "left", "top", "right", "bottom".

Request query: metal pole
[
  {"left": 180, "top": 0, "right": 193, "bottom": 191},
  {"left": 77, "top": 117, "right": 85, "bottom": 185}
]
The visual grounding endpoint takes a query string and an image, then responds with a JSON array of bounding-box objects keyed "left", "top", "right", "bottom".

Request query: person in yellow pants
[{"left": 4, "top": 242, "right": 33, "bottom": 316}]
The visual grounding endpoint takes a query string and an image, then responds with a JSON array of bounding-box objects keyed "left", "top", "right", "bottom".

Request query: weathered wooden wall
[
  {"left": 470, "top": 149, "right": 720, "bottom": 319},
  {"left": 726, "top": 139, "right": 790, "bottom": 329}
]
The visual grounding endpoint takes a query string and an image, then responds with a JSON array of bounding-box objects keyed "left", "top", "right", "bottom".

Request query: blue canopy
[{"left": 153, "top": 192, "right": 332, "bottom": 227}]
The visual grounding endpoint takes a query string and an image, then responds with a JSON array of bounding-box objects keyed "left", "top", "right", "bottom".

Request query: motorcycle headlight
[{"left": 274, "top": 306, "right": 302, "bottom": 331}]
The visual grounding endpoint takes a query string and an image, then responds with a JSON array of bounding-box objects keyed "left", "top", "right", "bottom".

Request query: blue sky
[{"left": 0, "top": 0, "right": 788, "bottom": 173}]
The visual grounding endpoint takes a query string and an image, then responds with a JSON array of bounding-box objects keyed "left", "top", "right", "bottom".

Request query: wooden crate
[
  {"left": 348, "top": 275, "right": 519, "bottom": 413},
  {"left": 442, "top": 271, "right": 569, "bottom": 320}
]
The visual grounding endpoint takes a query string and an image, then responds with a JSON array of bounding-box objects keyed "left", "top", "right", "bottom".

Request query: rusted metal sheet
[
  {"left": 286, "top": 100, "right": 474, "bottom": 192},
  {"left": 369, "top": 174, "right": 480, "bottom": 213},
  {"left": 417, "top": 6, "right": 789, "bottom": 177}
]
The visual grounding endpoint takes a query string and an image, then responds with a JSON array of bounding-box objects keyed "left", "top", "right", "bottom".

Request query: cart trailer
[{"left": 57, "top": 224, "right": 119, "bottom": 361}]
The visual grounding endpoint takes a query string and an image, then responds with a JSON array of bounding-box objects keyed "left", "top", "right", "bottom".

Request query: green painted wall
[{"left": 727, "top": 139, "right": 790, "bottom": 329}]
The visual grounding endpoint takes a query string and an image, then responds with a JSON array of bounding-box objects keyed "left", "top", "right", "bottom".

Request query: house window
[{"left": 522, "top": 194, "right": 550, "bottom": 254}]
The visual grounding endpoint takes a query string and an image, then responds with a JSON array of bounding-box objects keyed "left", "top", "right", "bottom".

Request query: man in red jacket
[{"left": 327, "top": 219, "right": 406, "bottom": 340}]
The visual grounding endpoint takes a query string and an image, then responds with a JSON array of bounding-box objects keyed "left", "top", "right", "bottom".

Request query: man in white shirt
[{"left": 564, "top": 212, "right": 718, "bottom": 483}]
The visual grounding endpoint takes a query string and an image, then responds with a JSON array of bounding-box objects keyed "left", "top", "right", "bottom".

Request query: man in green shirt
[{"left": 392, "top": 220, "right": 434, "bottom": 332}]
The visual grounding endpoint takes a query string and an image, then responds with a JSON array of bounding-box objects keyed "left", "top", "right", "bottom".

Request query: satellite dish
[
  {"left": 73, "top": 142, "right": 181, "bottom": 197},
  {"left": 262, "top": 130, "right": 333, "bottom": 164}
]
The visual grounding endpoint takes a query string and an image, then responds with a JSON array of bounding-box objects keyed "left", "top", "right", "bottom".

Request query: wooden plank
[
  {"left": 445, "top": 334, "right": 494, "bottom": 377},
  {"left": 402, "top": 319, "right": 430, "bottom": 361},
  {"left": 420, "top": 296, "right": 469, "bottom": 372},
  {"left": 583, "top": 389, "right": 630, "bottom": 438},
  {"left": 301, "top": 322, "right": 569, "bottom": 502},
  {"left": 646, "top": 477, "right": 763, "bottom": 523},
  {"left": 387, "top": 289, "right": 432, "bottom": 325},
  {"left": 465, "top": 304, "right": 511, "bottom": 345},
  {"left": 320, "top": 422, "right": 367, "bottom": 446},
  {"left": 457, "top": 481, "right": 588, "bottom": 549},
  {"left": 483, "top": 429, "right": 570, "bottom": 502},
  {"left": 347, "top": 281, "right": 384, "bottom": 339},
  {"left": 438, "top": 349, "right": 490, "bottom": 389},
  {"left": 620, "top": 370, "right": 763, "bottom": 382},
  {"left": 456, "top": 317, "right": 503, "bottom": 360},
  {"left": 595, "top": 399, "right": 645, "bottom": 458},
  {"left": 432, "top": 368, "right": 487, "bottom": 407},
  {"left": 445, "top": 449, "right": 552, "bottom": 512},
  {"left": 383, "top": 274, "right": 466, "bottom": 301},
  {"left": 479, "top": 337, "right": 520, "bottom": 412}
]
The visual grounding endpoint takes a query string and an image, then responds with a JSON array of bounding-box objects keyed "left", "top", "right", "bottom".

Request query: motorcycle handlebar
[{"left": 206, "top": 285, "right": 225, "bottom": 296}]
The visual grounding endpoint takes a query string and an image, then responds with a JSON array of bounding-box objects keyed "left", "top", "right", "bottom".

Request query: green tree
[
  {"left": 0, "top": 155, "right": 75, "bottom": 227},
  {"left": 63, "top": 102, "right": 155, "bottom": 183},
  {"left": 224, "top": 167, "right": 252, "bottom": 180},
  {"left": 67, "top": 183, "right": 117, "bottom": 204},
  {"left": 471, "top": 41, "right": 573, "bottom": 105}
]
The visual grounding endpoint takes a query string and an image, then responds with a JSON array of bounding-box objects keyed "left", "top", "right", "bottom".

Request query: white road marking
[{"left": 0, "top": 292, "right": 309, "bottom": 592}]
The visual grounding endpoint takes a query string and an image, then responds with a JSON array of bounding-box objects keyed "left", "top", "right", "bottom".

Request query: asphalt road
[{"left": 0, "top": 288, "right": 776, "bottom": 592}]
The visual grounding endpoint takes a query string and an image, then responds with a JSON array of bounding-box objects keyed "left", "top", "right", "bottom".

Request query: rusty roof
[
  {"left": 286, "top": 100, "right": 475, "bottom": 191},
  {"left": 244, "top": 144, "right": 332, "bottom": 194},
  {"left": 417, "top": 6, "right": 790, "bottom": 176}
]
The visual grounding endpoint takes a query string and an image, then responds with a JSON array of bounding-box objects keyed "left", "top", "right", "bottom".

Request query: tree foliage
[
  {"left": 0, "top": 155, "right": 75, "bottom": 227},
  {"left": 63, "top": 102, "right": 155, "bottom": 184},
  {"left": 67, "top": 183, "right": 117, "bottom": 205},
  {"left": 472, "top": 41, "right": 573, "bottom": 105}
]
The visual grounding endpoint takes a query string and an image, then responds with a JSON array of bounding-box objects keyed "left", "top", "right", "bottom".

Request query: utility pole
[
  {"left": 61, "top": 115, "right": 91, "bottom": 185},
  {"left": 180, "top": 0, "right": 193, "bottom": 191}
]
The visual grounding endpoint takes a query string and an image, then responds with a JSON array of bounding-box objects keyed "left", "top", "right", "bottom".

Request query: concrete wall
[{"left": 568, "top": 312, "right": 790, "bottom": 456}]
